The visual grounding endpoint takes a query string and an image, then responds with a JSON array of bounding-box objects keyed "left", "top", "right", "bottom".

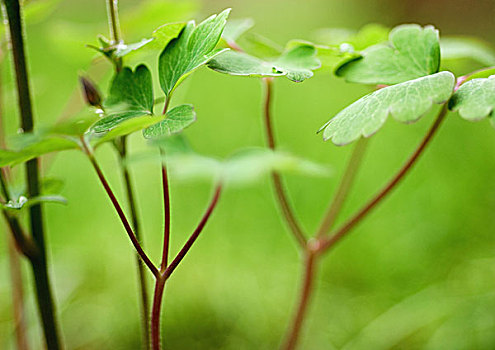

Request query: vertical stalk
[
  {"left": 150, "top": 184, "right": 223, "bottom": 350},
  {"left": 7, "top": 234, "right": 30, "bottom": 350},
  {"left": 160, "top": 149, "right": 171, "bottom": 271},
  {"left": 2, "top": 1, "right": 62, "bottom": 348},
  {"left": 0, "top": 41, "right": 29, "bottom": 350},
  {"left": 105, "top": 0, "right": 150, "bottom": 346},
  {"left": 281, "top": 250, "right": 317, "bottom": 350},
  {"left": 262, "top": 78, "right": 306, "bottom": 247},
  {"left": 106, "top": 0, "right": 122, "bottom": 71},
  {"left": 117, "top": 138, "right": 150, "bottom": 349}
]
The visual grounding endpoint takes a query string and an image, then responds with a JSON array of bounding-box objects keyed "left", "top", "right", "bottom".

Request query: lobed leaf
[
  {"left": 448, "top": 76, "right": 495, "bottom": 124},
  {"left": 273, "top": 44, "right": 321, "bottom": 82},
  {"left": 91, "top": 115, "right": 166, "bottom": 146},
  {"left": 208, "top": 43, "right": 321, "bottom": 82},
  {"left": 320, "top": 71, "right": 455, "bottom": 145},
  {"left": 92, "top": 65, "right": 154, "bottom": 133},
  {"left": 143, "top": 104, "right": 196, "bottom": 139},
  {"left": 159, "top": 9, "right": 231, "bottom": 97},
  {"left": 336, "top": 24, "right": 440, "bottom": 85}
]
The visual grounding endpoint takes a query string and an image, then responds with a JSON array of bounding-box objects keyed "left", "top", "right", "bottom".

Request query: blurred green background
[{"left": 1, "top": 0, "right": 495, "bottom": 349}]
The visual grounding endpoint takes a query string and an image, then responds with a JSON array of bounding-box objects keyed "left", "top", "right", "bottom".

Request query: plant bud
[{"left": 79, "top": 76, "right": 103, "bottom": 109}]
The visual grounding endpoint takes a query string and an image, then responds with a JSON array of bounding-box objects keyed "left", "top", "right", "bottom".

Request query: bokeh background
[{"left": 1, "top": 0, "right": 495, "bottom": 349}]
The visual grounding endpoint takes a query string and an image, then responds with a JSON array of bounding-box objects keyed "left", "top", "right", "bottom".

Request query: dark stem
[
  {"left": 315, "top": 137, "right": 369, "bottom": 238},
  {"left": 3, "top": 1, "right": 62, "bottom": 348},
  {"left": 319, "top": 105, "right": 448, "bottom": 252},
  {"left": 281, "top": 250, "right": 318, "bottom": 350},
  {"left": 160, "top": 149, "right": 171, "bottom": 271},
  {"left": 262, "top": 77, "right": 306, "bottom": 248},
  {"left": 82, "top": 140, "right": 159, "bottom": 278},
  {"left": 115, "top": 137, "right": 150, "bottom": 349}
]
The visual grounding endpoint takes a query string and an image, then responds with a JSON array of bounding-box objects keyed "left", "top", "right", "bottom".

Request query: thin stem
[
  {"left": 82, "top": 141, "right": 159, "bottom": 278},
  {"left": 0, "top": 50, "right": 28, "bottom": 350},
  {"left": 281, "top": 251, "right": 317, "bottom": 350},
  {"left": 115, "top": 138, "right": 150, "bottom": 349},
  {"left": 315, "top": 137, "right": 369, "bottom": 238},
  {"left": 160, "top": 149, "right": 171, "bottom": 271},
  {"left": 105, "top": 0, "right": 122, "bottom": 71},
  {"left": 162, "top": 184, "right": 222, "bottom": 280},
  {"left": 150, "top": 276, "right": 166, "bottom": 350},
  {"left": 262, "top": 77, "right": 306, "bottom": 248},
  {"left": 7, "top": 234, "right": 30, "bottom": 350},
  {"left": 319, "top": 105, "right": 448, "bottom": 253},
  {"left": 106, "top": 0, "right": 121, "bottom": 44},
  {"left": 3, "top": 1, "right": 62, "bottom": 348},
  {"left": 150, "top": 184, "right": 222, "bottom": 350}
]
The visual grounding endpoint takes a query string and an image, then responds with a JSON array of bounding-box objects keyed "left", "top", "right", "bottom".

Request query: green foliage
[
  {"left": 113, "top": 22, "right": 186, "bottom": 62},
  {"left": 159, "top": 9, "right": 231, "bottom": 97},
  {"left": 0, "top": 136, "right": 79, "bottom": 167},
  {"left": 93, "top": 65, "right": 154, "bottom": 133},
  {"left": 448, "top": 76, "right": 495, "bottom": 125},
  {"left": 441, "top": 37, "right": 495, "bottom": 67},
  {"left": 313, "top": 24, "right": 389, "bottom": 50},
  {"left": 336, "top": 24, "right": 440, "bottom": 85},
  {"left": 222, "top": 18, "right": 254, "bottom": 44},
  {"left": 0, "top": 195, "right": 67, "bottom": 211},
  {"left": 143, "top": 104, "right": 196, "bottom": 139},
  {"left": 320, "top": 71, "right": 455, "bottom": 145},
  {"left": 208, "top": 43, "right": 320, "bottom": 82},
  {"left": 130, "top": 145, "right": 328, "bottom": 185}
]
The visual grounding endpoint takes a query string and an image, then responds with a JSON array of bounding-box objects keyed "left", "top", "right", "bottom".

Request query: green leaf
[
  {"left": 336, "top": 24, "right": 440, "bottom": 85},
  {"left": 91, "top": 115, "right": 165, "bottom": 146},
  {"left": 207, "top": 50, "right": 284, "bottom": 78},
  {"left": 41, "top": 178, "right": 65, "bottom": 195},
  {"left": 273, "top": 44, "right": 321, "bottom": 82},
  {"left": 129, "top": 146, "right": 328, "bottom": 185},
  {"left": 114, "top": 22, "right": 186, "bottom": 62},
  {"left": 448, "top": 76, "right": 495, "bottom": 124},
  {"left": 320, "top": 71, "right": 455, "bottom": 145},
  {"left": 237, "top": 33, "right": 283, "bottom": 59},
  {"left": 0, "top": 136, "right": 79, "bottom": 167},
  {"left": 93, "top": 65, "right": 153, "bottom": 133},
  {"left": 159, "top": 9, "right": 231, "bottom": 97},
  {"left": 313, "top": 24, "right": 389, "bottom": 50},
  {"left": 441, "top": 37, "right": 495, "bottom": 67},
  {"left": 208, "top": 43, "right": 321, "bottom": 82},
  {"left": 143, "top": 104, "right": 196, "bottom": 139},
  {"left": 222, "top": 18, "right": 254, "bottom": 43},
  {"left": 1, "top": 195, "right": 67, "bottom": 211}
]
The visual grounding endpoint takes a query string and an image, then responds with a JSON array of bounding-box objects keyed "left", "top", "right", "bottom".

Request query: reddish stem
[
  {"left": 262, "top": 77, "right": 307, "bottom": 247},
  {"left": 281, "top": 250, "right": 317, "bottom": 350},
  {"left": 319, "top": 105, "right": 448, "bottom": 253},
  {"left": 82, "top": 141, "right": 159, "bottom": 278}
]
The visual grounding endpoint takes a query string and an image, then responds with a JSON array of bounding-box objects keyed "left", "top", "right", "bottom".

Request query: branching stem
[
  {"left": 318, "top": 105, "right": 448, "bottom": 253},
  {"left": 262, "top": 78, "right": 307, "bottom": 247},
  {"left": 150, "top": 184, "right": 223, "bottom": 350},
  {"left": 82, "top": 140, "right": 159, "bottom": 278}
]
